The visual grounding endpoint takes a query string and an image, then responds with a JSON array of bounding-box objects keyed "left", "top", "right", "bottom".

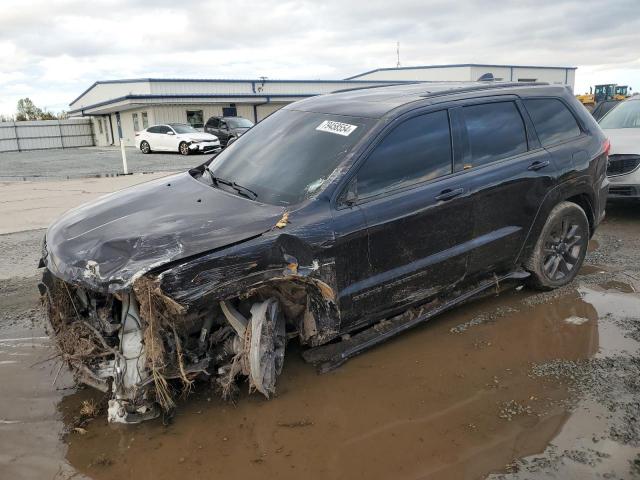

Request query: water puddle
[{"left": 60, "top": 279, "right": 624, "bottom": 480}]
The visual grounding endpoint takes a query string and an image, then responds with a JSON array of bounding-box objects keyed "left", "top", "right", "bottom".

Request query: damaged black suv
[{"left": 39, "top": 82, "right": 609, "bottom": 423}]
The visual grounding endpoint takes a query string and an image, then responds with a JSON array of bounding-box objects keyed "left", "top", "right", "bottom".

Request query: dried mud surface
[{"left": 0, "top": 203, "right": 638, "bottom": 480}]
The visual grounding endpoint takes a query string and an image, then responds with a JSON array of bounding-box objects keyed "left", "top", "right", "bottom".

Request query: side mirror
[
  {"left": 226, "top": 136, "right": 237, "bottom": 146},
  {"left": 166, "top": 131, "right": 175, "bottom": 135}
]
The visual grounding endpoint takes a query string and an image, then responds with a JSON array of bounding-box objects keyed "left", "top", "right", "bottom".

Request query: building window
[
  {"left": 97, "top": 119, "right": 103, "bottom": 134},
  {"left": 187, "top": 110, "right": 204, "bottom": 129},
  {"left": 223, "top": 106, "right": 237, "bottom": 117},
  {"left": 142, "top": 111, "right": 149, "bottom": 129},
  {"left": 132, "top": 113, "right": 140, "bottom": 132}
]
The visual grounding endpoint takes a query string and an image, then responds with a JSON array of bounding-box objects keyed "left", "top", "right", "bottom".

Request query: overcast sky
[{"left": 1, "top": 0, "right": 639, "bottom": 116}]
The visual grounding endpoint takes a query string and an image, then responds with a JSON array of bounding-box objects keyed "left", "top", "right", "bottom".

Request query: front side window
[
  {"left": 524, "top": 98, "right": 581, "bottom": 145},
  {"left": 186, "top": 110, "right": 204, "bottom": 129},
  {"left": 460, "top": 102, "right": 527, "bottom": 169},
  {"left": 142, "top": 112, "right": 149, "bottom": 129},
  {"left": 206, "top": 118, "right": 220, "bottom": 129},
  {"left": 205, "top": 109, "right": 374, "bottom": 205},
  {"left": 132, "top": 113, "right": 140, "bottom": 132},
  {"left": 599, "top": 100, "right": 640, "bottom": 129},
  {"left": 356, "top": 110, "right": 453, "bottom": 199}
]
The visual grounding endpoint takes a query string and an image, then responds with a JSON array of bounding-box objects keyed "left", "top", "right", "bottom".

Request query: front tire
[
  {"left": 140, "top": 141, "right": 151, "bottom": 154},
  {"left": 525, "top": 201, "right": 589, "bottom": 290},
  {"left": 179, "top": 142, "right": 190, "bottom": 156}
]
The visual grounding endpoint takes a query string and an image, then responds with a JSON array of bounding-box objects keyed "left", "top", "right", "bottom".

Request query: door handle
[
  {"left": 435, "top": 187, "right": 464, "bottom": 201},
  {"left": 528, "top": 160, "right": 550, "bottom": 171}
]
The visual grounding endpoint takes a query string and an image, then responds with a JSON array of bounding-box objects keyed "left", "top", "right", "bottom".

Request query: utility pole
[{"left": 396, "top": 41, "right": 401, "bottom": 68}]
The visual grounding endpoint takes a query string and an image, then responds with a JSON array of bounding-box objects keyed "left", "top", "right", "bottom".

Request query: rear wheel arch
[
  {"left": 564, "top": 193, "right": 595, "bottom": 236},
  {"left": 516, "top": 181, "right": 596, "bottom": 266}
]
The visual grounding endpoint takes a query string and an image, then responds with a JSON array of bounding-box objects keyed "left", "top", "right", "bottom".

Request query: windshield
[
  {"left": 205, "top": 109, "right": 374, "bottom": 205},
  {"left": 599, "top": 100, "right": 640, "bottom": 129},
  {"left": 171, "top": 124, "right": 198, "bottom": 134},
  {"left": 226, "top": 117, "right": 254, "bottom": 129}
]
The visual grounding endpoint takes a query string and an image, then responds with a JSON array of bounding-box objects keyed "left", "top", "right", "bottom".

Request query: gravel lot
[{"left": 0, "top": 146, "right": 213, "bottom": 180}]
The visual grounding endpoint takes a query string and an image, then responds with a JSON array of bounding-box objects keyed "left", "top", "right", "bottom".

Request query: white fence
[{"left": 0, "top": 119, "right": 94, "bottom": 153}]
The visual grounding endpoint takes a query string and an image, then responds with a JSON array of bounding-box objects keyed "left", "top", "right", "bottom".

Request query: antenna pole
[{"left": 396, "top": 41, "right": 401, "bottom": 68}]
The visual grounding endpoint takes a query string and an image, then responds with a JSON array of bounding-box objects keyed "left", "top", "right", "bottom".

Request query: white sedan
[
  {"left": 598, "top": 96, "right": 640, "bottom": 199},
  {"left": 135, "top": 123, "right": 221, "bottom": 155}
]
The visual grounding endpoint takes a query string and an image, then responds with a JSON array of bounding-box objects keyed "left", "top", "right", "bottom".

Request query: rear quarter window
[{"left": 523, "top": 98, "right": 581, "bottom": 146}]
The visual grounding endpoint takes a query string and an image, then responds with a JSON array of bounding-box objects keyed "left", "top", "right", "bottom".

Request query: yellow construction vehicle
[{"left": 576, "top": 84, "right": 632, "bottom": 111}]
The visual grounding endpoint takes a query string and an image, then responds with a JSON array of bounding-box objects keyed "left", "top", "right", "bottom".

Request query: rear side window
[
  {"left": 147, "top": 126, "right": 162, "bottom": 133},
  {"left": 206, "top": 118, "right": 220, "bottom": 128},
  {"left": 523, "top": 98, "right": 581, "bottom": 146},
  {"left": 356, "top": 110, "right": 452, "bottom": 199},
  {"left": 460, "top": 102, "right": 527, "bottom": 170}
]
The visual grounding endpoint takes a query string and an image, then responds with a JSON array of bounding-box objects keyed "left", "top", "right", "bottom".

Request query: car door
[
  {"left": 452, "top": 98, "right": 556, "bottom": 278},
  {"left": 158, "top": 125, "right": 177, "bottom": 151},
  {"left": 337, "top": 109, "right": 474, "bottom": 328}
]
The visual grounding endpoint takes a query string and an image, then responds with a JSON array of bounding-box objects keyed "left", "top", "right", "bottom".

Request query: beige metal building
[
  {"left": 68, "top": 78, "right": 402, "bottom": 147},
  {"left": 346, "top": 63, "right": 576, "bottom": 88},
  {"left": 70, "top": 64, "right": 577, "bottom": 148}
]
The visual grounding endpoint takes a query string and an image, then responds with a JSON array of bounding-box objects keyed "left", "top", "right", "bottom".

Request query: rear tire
[
  {"left": 140, "top": 141, "right": 151, "bottom": 154},
  {"left": 525, "top": 201, "right": 589, "bottom": 290},
  {"left": 179, "top": 141, "right": 190, "bottom": 156}
]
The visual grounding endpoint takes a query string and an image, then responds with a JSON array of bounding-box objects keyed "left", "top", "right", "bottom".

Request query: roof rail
[
  {"left": 418, "top": 81, "right": 549, "bottom": 99},
  {"left": 331, "top": 82, "right": 423, "bottom": 94}
]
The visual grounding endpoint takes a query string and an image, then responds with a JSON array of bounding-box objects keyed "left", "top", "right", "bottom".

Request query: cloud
[{"left": 0, "top": 0, "right": 639, "bottom": 115}]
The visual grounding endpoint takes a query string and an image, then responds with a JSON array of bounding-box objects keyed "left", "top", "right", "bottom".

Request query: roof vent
[{"left": 477, "top": 73, "right": 495, "bottom": 82}]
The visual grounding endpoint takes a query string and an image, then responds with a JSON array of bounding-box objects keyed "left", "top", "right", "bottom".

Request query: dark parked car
[
  {"left": 40, "top": 82, "right": 609, "bottom": 423},
  {"left": 204, "top": 115, "right": 254, "bottom": 146}
]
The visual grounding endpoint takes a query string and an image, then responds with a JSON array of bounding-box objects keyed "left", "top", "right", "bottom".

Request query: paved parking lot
[{"left": 0, "top": 146, "right": 213, "bottom": 180}]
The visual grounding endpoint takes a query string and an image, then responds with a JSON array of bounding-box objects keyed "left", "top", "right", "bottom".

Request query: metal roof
[
  {"left": 345, "top": 63, "right": 577, "bottom": 80},
  {"left": 69, "top": 77, "right": 413, "bottom": 106}
]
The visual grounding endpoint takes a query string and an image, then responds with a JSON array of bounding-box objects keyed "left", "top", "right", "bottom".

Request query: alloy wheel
[{"left": 542, "top": 218, "right": 584, "bottom": 281}]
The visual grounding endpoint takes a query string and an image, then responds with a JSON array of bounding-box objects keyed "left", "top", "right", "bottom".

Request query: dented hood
[{"left": 44, "top": 172, "right": 283, "bottom": 292}]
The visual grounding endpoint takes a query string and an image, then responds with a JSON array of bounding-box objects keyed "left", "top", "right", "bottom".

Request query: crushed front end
[{"left": 40, "top": 269, "right": 297, "bottom": 423}]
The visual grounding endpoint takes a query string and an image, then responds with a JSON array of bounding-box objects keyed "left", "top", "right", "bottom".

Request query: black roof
[{"left": 286, "top": 81, "right": 557, "bottom": 118}]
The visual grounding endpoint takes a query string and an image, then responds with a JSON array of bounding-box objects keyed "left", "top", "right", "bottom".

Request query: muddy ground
[{"left": 0, "top": 202, "right": 638, "bottom": 480}]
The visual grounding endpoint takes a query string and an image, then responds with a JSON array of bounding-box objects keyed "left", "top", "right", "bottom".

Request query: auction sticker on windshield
[{"left": 316, "top": 120, "right": 358, "bottom": 136}]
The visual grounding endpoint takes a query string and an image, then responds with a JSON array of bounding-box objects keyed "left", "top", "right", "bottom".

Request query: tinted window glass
[
  {"left": 356, "top": 110, "right": 452, "bottom": 199},
  {"left": 206, "top": 109, "right": 374, "bottom": 205},
  {"left": 156, "top": 125, "right": 170, "bottom": 134},
  {"left": 147, "top": 126, "right": 162, "bottom": 133},
  {"left": 461, "top": 102, "right": 527, "bottom": 169},
  {"left": 206, "top": 118, "right": 220, "bottom": 128},
  {"left": 524, "top": 98, "right": 581, "bottom": 145}
]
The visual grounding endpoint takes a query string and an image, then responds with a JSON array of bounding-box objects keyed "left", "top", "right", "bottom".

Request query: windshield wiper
[{"left": 207, "top": 169, "right": 258, "bottom": 200}]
